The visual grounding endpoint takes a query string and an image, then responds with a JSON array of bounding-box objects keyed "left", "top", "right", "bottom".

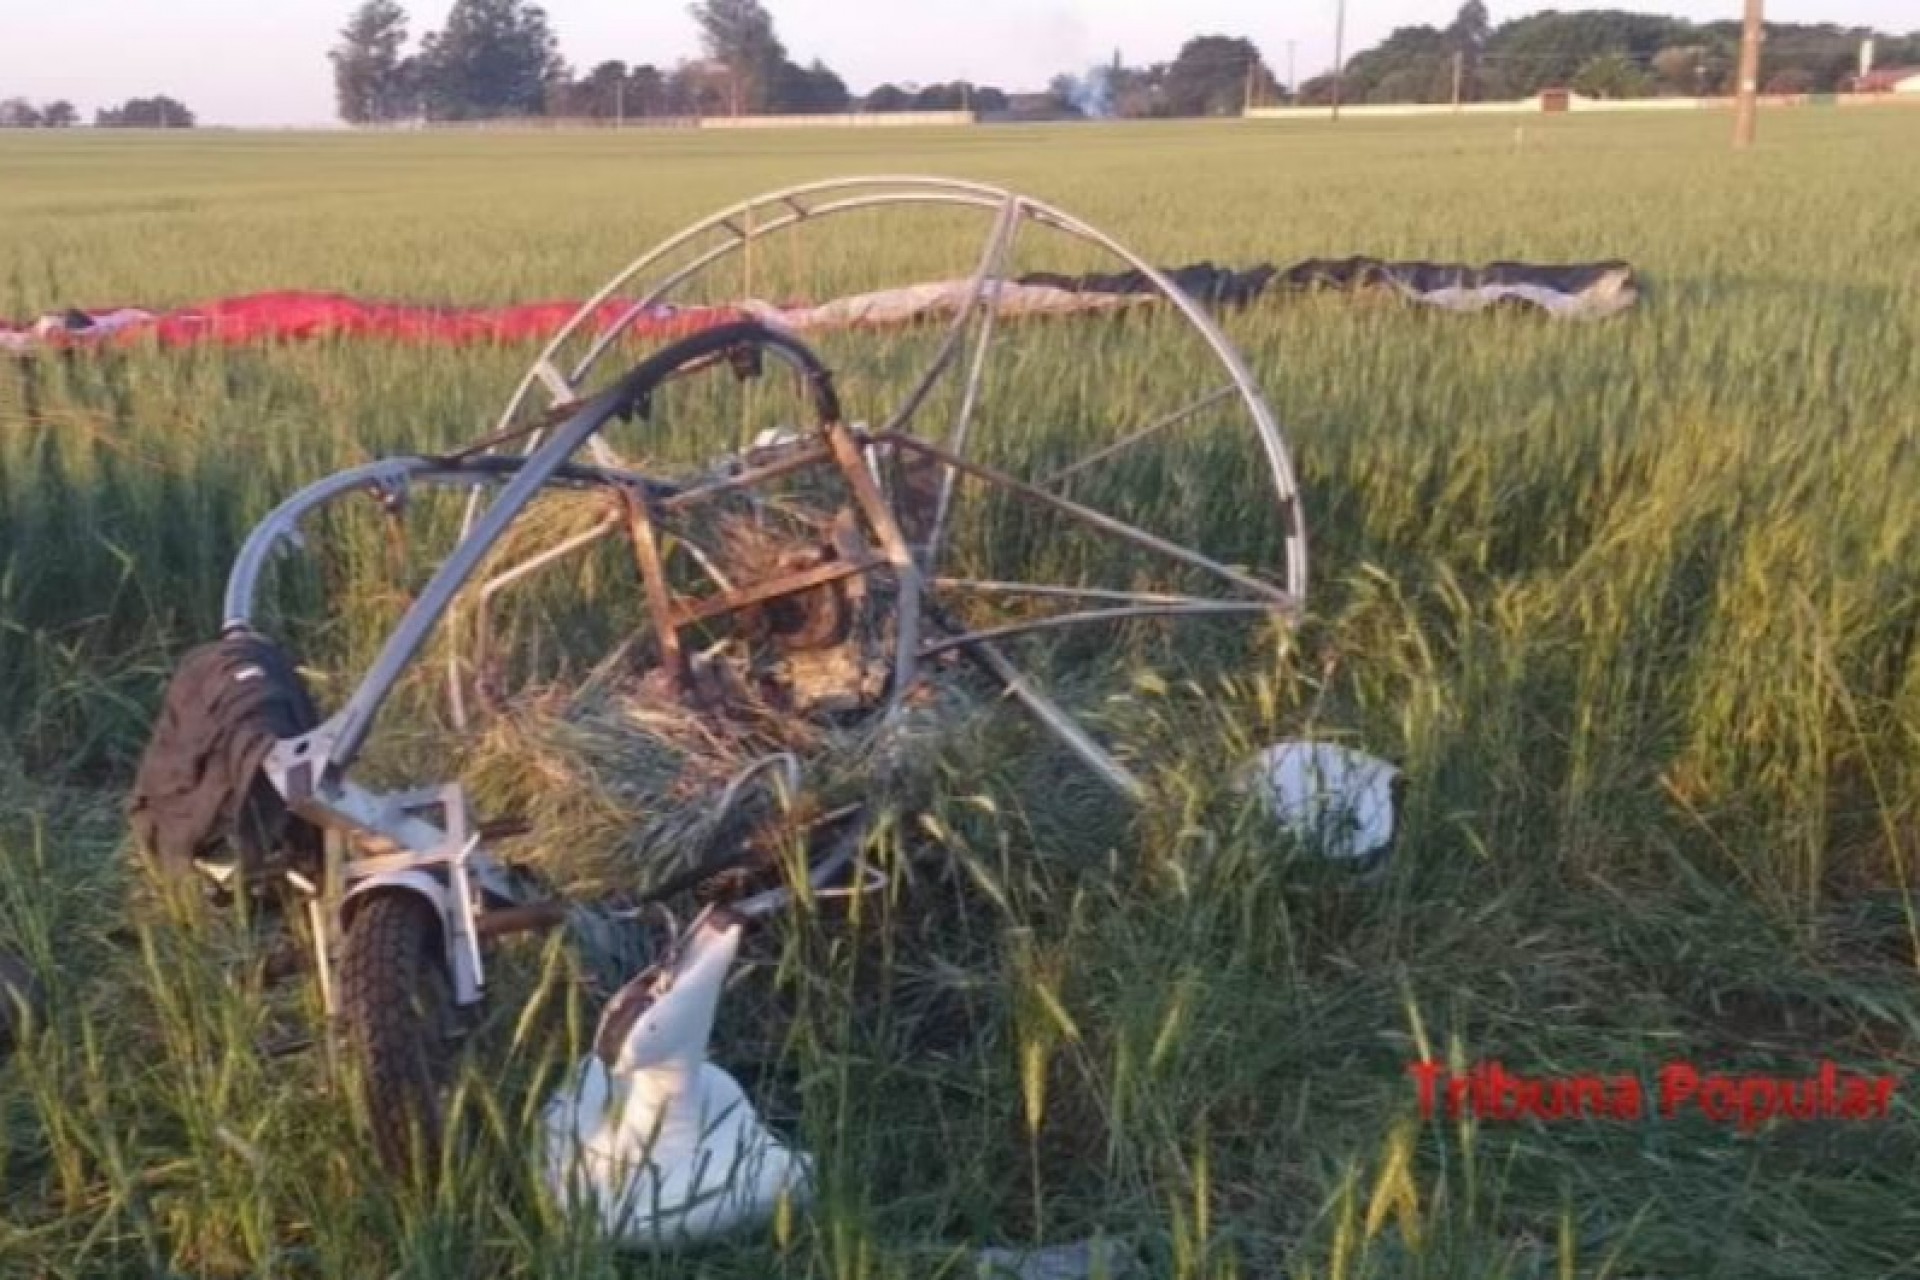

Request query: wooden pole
[
  {"left": 1331, "top": 0, "right": 1347, "bottom": 121},
  {"left": 1452, "top": 50, "right": 1464, "bottom": 111},
  {"left": 1732, "top": 0, "right": 1763, "bottom": 148}
]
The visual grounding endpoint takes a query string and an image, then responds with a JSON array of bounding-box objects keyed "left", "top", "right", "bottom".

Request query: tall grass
[{"left": 3, "top": 112, "right": 1920, "bottom": 1276}]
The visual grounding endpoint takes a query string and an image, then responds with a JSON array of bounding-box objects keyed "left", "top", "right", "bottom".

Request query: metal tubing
[
  {"left": 476, "top": 511, "right": 622, "bottom": 602},
  {"left": 539, "top": 190, "right": 1010, "bottom": 431},
  {"left": 667, "top": 554, "right": 877, "bottom": 628},
  {"left": 468, "top": 509, "right": 623, "bottom": 695},
  {"left": 1038, "top": 385, "right": 1238, "bottom": 489},
  {"left": 878, "top": 431, "right": 1297, "bottom": 608},
  {"left": 916, "top": 601, "right": 1280, "bottom": 659},
  {"left": 221, "top": 456, "right": 673, "bottom": 629},
  {"left": 925, "top": 195, "right": 1021, "bottom": 574},
  {"left": 659, "top": 438, "right": 833, "bottom": 513},
  {"left": 1009, "top": 201, "right": 1308, "bottom": 602},
  {"left": 618, "top": 485, "right": 688, "bottom": 686},
  {"left": 941, "top": 621, "right": 1146, "bottom": 802},
  {"left": 931, "top": 578, "right": 1223, "bottom": 607},
  {"left": 319, "top": 398, "right": 609, "bottom": 776},
  {"left": 305, "top": 322, "right": 831, "bottom": 776},
  {"left": 824, "top": 421, "right": 925, "bottom": 708},
  {"left": 486, "top": 176, "right": 1306, "bottom": 609},
  {"left": 873, "top": 194, "right": 1022, "bottom": 463}
]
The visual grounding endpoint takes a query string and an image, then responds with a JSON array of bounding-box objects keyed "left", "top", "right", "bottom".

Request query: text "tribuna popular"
[{"left": 1408, "top": 1060, "right": 1898, "bottom": 1132}]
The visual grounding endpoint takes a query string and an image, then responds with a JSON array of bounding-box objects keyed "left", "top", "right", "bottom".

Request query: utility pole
[
  {"left": 1452, "top": 50, "right": 1464, "bottom": 111},
  {"left": 616, "top": 77, "right": 625, "bottom": 128},
  {"left": 1331, "top": 0, "right": 1347, "bottom": 121},
  {"left": 1244, "top": 59, "right": 1256, "bottom": 114},
  {"left": 1732, "top": 0, "right": 1763, "bottom": 148},
  {"left": 1288, "top": 40, "right": 1297, "bottom": 101}
]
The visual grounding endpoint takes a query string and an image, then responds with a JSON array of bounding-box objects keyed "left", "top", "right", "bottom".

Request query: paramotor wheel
[{"left": 338, "top": 891, "right": 460, "bottom": 1181}]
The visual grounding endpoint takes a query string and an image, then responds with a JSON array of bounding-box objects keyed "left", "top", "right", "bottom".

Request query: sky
[{"left": 0, "top": 1, "right": 1910, "bottom": 127}]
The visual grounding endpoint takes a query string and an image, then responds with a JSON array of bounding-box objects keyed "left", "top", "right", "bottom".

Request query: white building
[{"left": 1853, "top": 68, "right": 1920, "bottom": 95}]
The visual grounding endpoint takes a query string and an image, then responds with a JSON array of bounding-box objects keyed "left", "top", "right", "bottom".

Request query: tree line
[
  {"left": 1297, "top": 3, "right": 1920, "bottom": 106},
  {"left": 329, "top": 0, "right": 851, "bottom": 122},
  {"left": 327, "top": 0, "right": 1287, "bottom": 123},
  {"left": 4, "top": 2, "right": 1913, "bottom": 130},
  {"left": 0, "top": 97, "right": 195, "bottom": 129},
  {"left": 331, "top": 0, "right": 1919, "bottom": 125}
]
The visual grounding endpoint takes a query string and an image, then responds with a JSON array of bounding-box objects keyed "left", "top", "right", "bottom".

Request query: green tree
[
  {"left": 581, "top": 59, "right": 631, "bottom": 117},
  {"left": 624, "top": 64, "right": 667, "bottom": 116},
  {"left": 1448, "top": 0, "right": 1492, "bottom": 99},
  {"left": 1572, "top": 51, "right": 1655, "bottom": 98},
  {"left": 1652, "top": 44, "right": 1718, "bottom": 95},
  {"left": 1485, "top": 11, "right": 1688, "bottom": 96},
  {"left": 330, "top": 0, "right": 415, "bottom": 123},
  {"left": 418, "top": 0, "right": 562, "bottom": 120},
  {"left": 688, "top": 0, "right": 786, "bottom": 114},
  {"left": 94, "top": 96, "right": 196, "bottom": 127},
  {"left": 41, "top": 100, "right": 78, "bottom": 127},
  {"left": 668, "top": 59, "right": 731, "bottom": 115},
  {"left": 1109, "top": 64, "right": 1170, "bottom": 118},
  {"left": 1162, "top": 35, "right": 1276, "bottom": 115},
  {"left": 773, "top": 59, "right": 850, "bottom": 113},
  {"left": 1340, "top": 25, "right": 1450, "bottom": 102}
]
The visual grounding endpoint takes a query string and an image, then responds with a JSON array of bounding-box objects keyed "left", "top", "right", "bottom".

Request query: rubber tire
[{"left": 338, "top": 892, "right": 456, "bottom": 1182}]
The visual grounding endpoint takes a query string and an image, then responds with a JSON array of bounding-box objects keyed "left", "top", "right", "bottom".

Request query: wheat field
[{"left": 3, "top": 111, "right": 1920, "bottom": 1277}]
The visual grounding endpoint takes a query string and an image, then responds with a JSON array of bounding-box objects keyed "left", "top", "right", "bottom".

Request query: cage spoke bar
[
  {"left": 1039, "top": 385, "right": 1238, "bottom": 490},
  {"left": 875, "top": 431, "right": 1298, "bottom": 611}
]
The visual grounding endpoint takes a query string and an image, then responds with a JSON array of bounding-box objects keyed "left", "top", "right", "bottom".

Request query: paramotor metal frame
[
  {"left": 449, "top": 175, "right": 1311, "bottom": 798},
  {"left": 187, "top": 175, "right": 1314, "bottom": 1180}
]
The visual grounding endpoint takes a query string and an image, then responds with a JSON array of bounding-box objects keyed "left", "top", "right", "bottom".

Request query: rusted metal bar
[
  {"left": 823, "top": 422, "right": 925, "bottom": 708},
  {"left": 666, "top": 554, "right": 878, "bottom": 628},
  {"left": 658, "top": 438, "right": 834, "bottom": 513},
  {"left": 619, "top": 484, "right": 688, "bottom": 688},
  {"left": 475, "top": 816, "right": 532, "bottom": 841},
  {"left": 475, "top": 901, "right": 570, "bottom": 939}
]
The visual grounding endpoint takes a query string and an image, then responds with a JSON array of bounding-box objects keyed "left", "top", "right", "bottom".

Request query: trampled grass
[{"left": 3, "top": 111, "right": 1920, "bottom": 1276}]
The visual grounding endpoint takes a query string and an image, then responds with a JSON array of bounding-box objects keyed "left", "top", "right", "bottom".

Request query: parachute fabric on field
[{"left": 0, "top": 259, "right": 1638, "bottom": 358}]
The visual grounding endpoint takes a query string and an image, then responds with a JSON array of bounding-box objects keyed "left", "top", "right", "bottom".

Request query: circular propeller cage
[{"left": 448, "top": 175, "right": 1311, "bottom": 799}]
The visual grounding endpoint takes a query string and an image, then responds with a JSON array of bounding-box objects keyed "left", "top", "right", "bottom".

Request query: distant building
[{"left": 1850, "top": 68, "right": 1920, "bottom": 94}]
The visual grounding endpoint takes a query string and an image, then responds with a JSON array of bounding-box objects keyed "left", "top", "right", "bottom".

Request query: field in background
[{"left": 3, "top": 112, "right": 1920, "bottom": 1277}]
